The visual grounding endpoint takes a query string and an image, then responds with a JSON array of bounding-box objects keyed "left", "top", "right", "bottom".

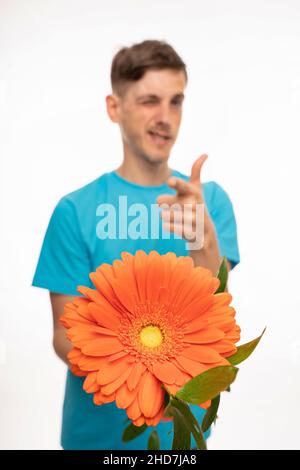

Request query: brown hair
[{"left": 111, "top": 39, "right": 187, "bottom": 97}]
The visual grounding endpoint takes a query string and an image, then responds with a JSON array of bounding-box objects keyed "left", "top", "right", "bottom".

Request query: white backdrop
[{"left": 1, "top": 0, "right": 300, "bottom": 450}]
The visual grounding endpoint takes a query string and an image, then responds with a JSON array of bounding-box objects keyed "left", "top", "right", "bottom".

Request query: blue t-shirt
[{"left": 32, "top": 169, "right": 240, "bottom": 450}]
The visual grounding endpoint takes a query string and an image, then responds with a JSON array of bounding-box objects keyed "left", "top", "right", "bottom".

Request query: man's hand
[
  {"left": 157, "top": 154, "right": 227, "bottom": 276},
  {"left": 157, "top": 154, "right": 208, "bottom": 243}
]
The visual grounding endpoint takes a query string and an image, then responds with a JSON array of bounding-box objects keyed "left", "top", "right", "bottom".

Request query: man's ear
[{"left": 105, "top": 94, "right": 120, "bottom": 123}]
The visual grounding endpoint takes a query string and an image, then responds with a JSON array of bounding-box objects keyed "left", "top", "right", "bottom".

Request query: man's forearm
[
  {"left": 189, "top": 208, "right": 222, "bottom": 275},
  {"left": 53, "top": 328, "right": 73, "bottom": 367}
]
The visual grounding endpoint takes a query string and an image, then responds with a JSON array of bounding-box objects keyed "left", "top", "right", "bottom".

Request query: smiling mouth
[{"left": 148, "top": 131, "right": 172, "bottom": 145}]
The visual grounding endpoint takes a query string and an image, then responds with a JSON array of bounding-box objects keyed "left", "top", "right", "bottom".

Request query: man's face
[{"left": 108, "top": 68, "right": 186, "bottom": 164}]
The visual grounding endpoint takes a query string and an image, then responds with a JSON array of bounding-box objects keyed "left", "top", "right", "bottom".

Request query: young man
[{"left": 32, "top": 40, "right": 240, "bottom": 450}]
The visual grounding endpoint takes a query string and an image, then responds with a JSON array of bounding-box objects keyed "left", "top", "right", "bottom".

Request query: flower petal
[
  {"left": 152, "top": 361, "right": 182, "bottom": 384},
  {"left": 101, "top": 365, "right": 134, "bottom": 395},
  {"left": 127, "top": 394, "right": 143, "bottom": 421},
  {"left": 181, "top": 345, "right": 223, "bottom": 363},
  {"left": 145, "top": 251, "right": 165, "bottom": 303},
  {"left": 77, "top": 355, "right": 107, "bottom": 371},
  {"left": 179, "top": 296, "right": 214, "bottom": 325},
  {"left": 145, "top": 405, "right": 165, "bottom": 426},
  {"left": 88, "top": 300, "right": 121, "bottom": 329},
  {"left": 81, "top": 337, "right": 124, "bottom": 357},
  {"left": 109, "top": 278, "right": 136, "bottom": 313},
  {"left": 138, "top": 371, "right": 164, "bottom": 418},
  {"left": 115, "top": 382, "right": 139, "bottom": 409},
  {"left": 93, "top": 390, "right": 116, "bottom": 405},
  {"left": 175, "top": 355, "right": 208, "bottom": 376},
  {"left": 183, "top": 327, "right": 225, "bottom": 344},
  {"left": 97, "top": 357, "right": 133, "bottom": 386},
  {"left": 127, "top": 362, "right": 147, "bottom": 391},
  {"left": 83, "top": 372, "right": 100, "bottom": 393},
  {"left": 133, "top": 250, "right": 148, "bottom": 301}
]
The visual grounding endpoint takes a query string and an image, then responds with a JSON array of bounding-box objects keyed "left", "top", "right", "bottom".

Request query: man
[{"left": 32, "top": 39, "right": 240, "bottom": 450}]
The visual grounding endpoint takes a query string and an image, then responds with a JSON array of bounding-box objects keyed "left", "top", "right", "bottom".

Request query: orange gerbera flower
[{"left": 60, "top": 250, "right": 240, "bottom": 427}]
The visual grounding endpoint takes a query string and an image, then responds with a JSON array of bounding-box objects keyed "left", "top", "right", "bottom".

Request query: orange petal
[
  {"left": 225, "top": 325, "right": 241, "bottom": 343},
  {"left": 178, "top": 295, "right": 214, "bottom": 324},
  {"left": 90, "top": 268, "right": 125, "bottom": 313},
  {"left": 152, "top": 361, "right": 182, "bottom": 384},
  {"left": 100, "top": 365, "right": 134, "bottom": 395},
  {"left": 68, "top": 325, "right": 117, "bottom": 337},
  {"left": 97, "top": 357, "right": 132, "bottom": 385},
  {"left": 175, "top": 355, "right": 208, "bottom": 376},
  {"left": 199, "top": 400, "right": 211, "bottom": 409},
  {"left": 109, "top": 278, "right": 136, "bottom": 313},
  {"left": 164, "top": 384, "right": 180, "bottom": 395},
  {"left": 88, "top": 301, "right": 121, "bottom": 329},
  {"left": 174, "top": 270, "right": 213, "bottom": 307},
  {"left": 70, "top": 365, "right": 87, "bottom": 377},
  {"left": 67, "top": 325, "right": 118, "bottom": 349},
  {"left": 174, "top": 369, "right": 193, "bottom": 387},
  {"left": 207, "top": 339, "right": 237, "bottom": 355},
  {"left": 183, "top": 327, "right": 225, "bottom": 344},
  {"left": 145, "top": 251, "right": 165, "bottom": 303},
  {"left": 108, "top": 351, "right": 128, "bottom": 362},
  {"left": 60, "top": 302, "right": 94, "bottom": 328},
  {"left": 83, "top": 372, "right": 100, "bottom": 393},
  {"left": 132, "top": 416, "right": 146, "bottom": 427},
  {"left": 145, "top": 405, "right": 165, "bottom": 426},
  {"left": 112, "top": 258, "right": 140, "bottom": 303},
  {"left": 133, "top": 250, "right": 148, "bottom": 301},
  {"left": 77, "top": 355, "right": 107, "bottom": 371},
  {"left": 127, "top": 395, "right": 142, "bottom": 421},
  {"left": 81, "top": 337, "right": 123, "bottom": 357},
  {"left": 167, "top": 257, "right": 194, "bottom": 303},
  {"left": 73, "top": 297, "right": 95, "bottom": 322},
  {"left": 93, "top": 390, "right": 116, "bottom": 405},
  {"left": 210, "top": 292, "right": 233, "bottom": 311},
  {"left": 204, "top": 314, "right": 236, "bottom": 333},
  {"left": 67, "top": 347, "right": 82, "bottom": 364},
  {"left": 77, "top": 285, "right": 104, "bottom": 304},
  {"left": 157, "top": 252, "right": 178, "bottom": 302},
  {"left": 183, "top": 316, "right": 208, "bottom": 334},
  {"left": 181, "top": 345, "right": 223, "bottom": 363},
  {"left": 115, "top": 382, "right": 139, "bottom": 409},
  {"left": 138, "top": 371, "right": 164, "bottom": 418},
  {"left": 127, "top": 362, "right": 147, "bottom": 391}
]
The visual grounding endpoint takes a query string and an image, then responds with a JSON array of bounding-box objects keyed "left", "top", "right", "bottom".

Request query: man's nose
[{"left": 154, "top": 103, "right": 172, "bottom": 125}]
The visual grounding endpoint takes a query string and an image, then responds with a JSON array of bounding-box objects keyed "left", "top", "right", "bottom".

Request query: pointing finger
[{"left": 190, "top": 154, "right": 208, "bottom": 187}]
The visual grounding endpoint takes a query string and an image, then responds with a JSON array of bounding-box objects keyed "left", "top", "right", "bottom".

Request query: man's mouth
[{"left": 148, "top": 130, "right": 172, "bottom": 145}]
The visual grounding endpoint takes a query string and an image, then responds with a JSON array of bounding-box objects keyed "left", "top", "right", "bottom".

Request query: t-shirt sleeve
[
  {"left": 210, "top": 182, "right": 240, "bottom": 270},
  {"left": 32, "top": 197, "right": 92, "bottom": 295}
]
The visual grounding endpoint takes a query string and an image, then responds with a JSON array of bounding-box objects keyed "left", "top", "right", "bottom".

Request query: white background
[{"left": 1, "top": 0, "right": 300, "bottom": 450}]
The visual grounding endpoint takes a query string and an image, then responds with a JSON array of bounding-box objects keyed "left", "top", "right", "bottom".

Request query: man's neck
[{"left": 114, "top": 155, "right": 172, "bottom": 186}]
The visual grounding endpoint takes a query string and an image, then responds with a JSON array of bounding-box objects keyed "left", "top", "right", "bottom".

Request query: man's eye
[{"left": 172, "top": 101, "right": 182, "bottom": 106}]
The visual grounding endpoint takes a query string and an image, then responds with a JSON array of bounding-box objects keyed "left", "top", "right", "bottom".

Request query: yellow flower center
[{"left": 139, "top": 325, "right": 163, "bottom": 348}]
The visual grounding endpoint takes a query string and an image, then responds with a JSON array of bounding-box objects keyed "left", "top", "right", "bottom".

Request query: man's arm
[{"left": 50, "top": 292, "right": 74, "bottom": 367}]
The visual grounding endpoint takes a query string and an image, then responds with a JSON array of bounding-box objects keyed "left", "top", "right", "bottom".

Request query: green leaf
[
  {"left": 227, "top": 328, "right": 266, "bottom": 366},
  {"left": 163, "top": 391, "right": 170, "bottom": 408},
  {"left": 122, "top": 422, "right": 147, "bottom": 443},
  {"left": 170, "top": 405, "right": 191, "bottom": 450},
  {"left": 147, "top": 430, "right": 160, "bottom": 450},
  {"left": 170, "top": 397, "right": 207, "bottom": 450},
  {"left": 176, "top": 365, "right": 238, "bottom": 404},
  {"left": 201, "top": 394, "right": 220, "bottom": 432},
  {"left": 215, "top": 256, "right": 228, "bottom": 293}
]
